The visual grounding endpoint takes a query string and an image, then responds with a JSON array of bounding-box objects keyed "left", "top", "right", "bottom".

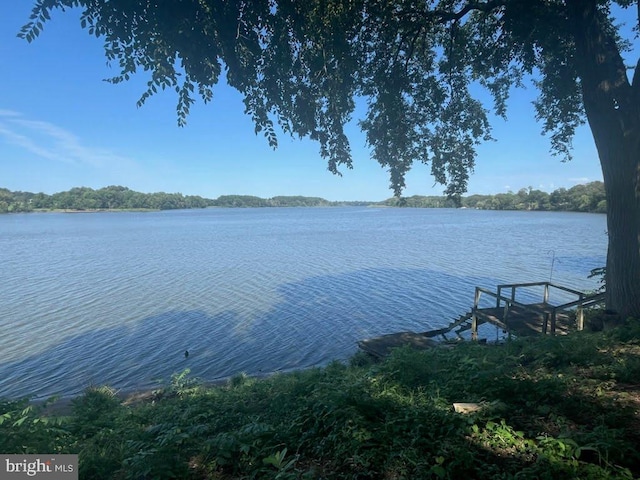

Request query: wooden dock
[{"left": 358, "top": 282, "right": 605, "bottom": 358}]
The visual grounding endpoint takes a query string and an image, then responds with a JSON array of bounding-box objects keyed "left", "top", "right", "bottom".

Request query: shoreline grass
[{"left": 2, "top": 321, "right": 640, "bottom": 479}]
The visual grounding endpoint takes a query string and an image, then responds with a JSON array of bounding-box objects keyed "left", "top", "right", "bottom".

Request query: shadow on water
[{"left": 0, "top": 267, "right": 502, "bottom": 400}]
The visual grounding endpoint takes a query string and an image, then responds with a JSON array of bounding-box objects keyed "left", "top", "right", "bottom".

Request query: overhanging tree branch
[{"left": 399, "top": 0, "right": 507, "bottom": 24}]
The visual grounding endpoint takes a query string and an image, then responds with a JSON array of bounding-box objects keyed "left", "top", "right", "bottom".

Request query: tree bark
[{"left": 567, "top": 0, "right": 640, "bottom": 318}]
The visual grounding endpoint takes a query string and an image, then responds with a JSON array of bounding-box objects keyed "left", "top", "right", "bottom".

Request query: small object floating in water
[{"left": 184, "top": 350, "right": 189, "bottom": 358}]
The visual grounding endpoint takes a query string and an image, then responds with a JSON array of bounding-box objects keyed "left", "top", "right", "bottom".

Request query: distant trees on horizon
[
  {"left": 0, "top": 181, "right": 605, "bottom": 214},
  {"left": 384, "top": 182, "right": 607, "bottom": 213}
]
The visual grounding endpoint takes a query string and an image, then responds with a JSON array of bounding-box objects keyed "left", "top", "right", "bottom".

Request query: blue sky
[{"left": 1, "top": 4, "right": 634, "bottom": 201}]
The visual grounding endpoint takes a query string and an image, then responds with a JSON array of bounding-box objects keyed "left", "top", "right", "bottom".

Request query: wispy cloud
[
  {"left": 0, "top": 109, "right": 22, "bottom": 117},
  {"left": 0, "top": 111, "right": 134, "bottom": 169}
]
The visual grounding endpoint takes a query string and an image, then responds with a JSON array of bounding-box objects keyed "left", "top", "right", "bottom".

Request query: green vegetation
[
  {"left": 0, "top": 186, "right": 210, "bottom": 213},
  {"left": 0, "top": 186, "right": 368, "bottom": 212},
  {"left": 2, "top": 322, "right": 640, "bottom": 479},
  {"left": 214, "top": 195, "right": 341, "bottom": 208},
  {"left": 0, "top": 188, "right": 34, "bottom": 213},
  {"left": 1, "top": 181, "right": 606, "bottom": 213},
  {"left": 384, "top": 181, "right": 607, "bottom": 213}
]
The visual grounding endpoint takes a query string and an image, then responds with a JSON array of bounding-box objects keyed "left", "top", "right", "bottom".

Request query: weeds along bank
[{"left": 2, "top": 321, "right": 640, "bottom": 479}]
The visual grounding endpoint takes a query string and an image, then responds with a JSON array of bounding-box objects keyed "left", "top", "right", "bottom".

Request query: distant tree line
[
  {"left": 0, "top": 186, "right": 210, "bottom": 213},
  {"left": 0, "top": 182, "right": 605, "bottom": 214},
  {"left": 213, "top": 195, "right": 371, "bottom": 207},
  {"left": 0, "top": 186, "right": 364, "bottom": 212},
  {"left": 381, "top": 182, "right": 606, "bottom": 213},
  {"left": 215, "top": 195, "right": 336, "bottom": 207}
]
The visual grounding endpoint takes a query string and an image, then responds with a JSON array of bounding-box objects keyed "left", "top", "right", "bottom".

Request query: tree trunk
[
  {"left": 568, "top": 0, "right": 640, "bottom": 318},
  {"left": 594, "top": 108, "right": 640, "bottom": 319}
]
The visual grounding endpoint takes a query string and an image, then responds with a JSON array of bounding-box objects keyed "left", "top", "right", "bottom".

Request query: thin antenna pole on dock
[{"left": 547, "top": 250, "right": 556, "bottom": 283}]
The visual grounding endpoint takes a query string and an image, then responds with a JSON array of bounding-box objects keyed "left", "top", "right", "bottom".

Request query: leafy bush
[{"left": 1, "top": 324, "right": 639, "bottom": 478}]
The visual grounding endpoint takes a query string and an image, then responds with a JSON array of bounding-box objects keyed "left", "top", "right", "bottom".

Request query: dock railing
[
  {"left": 472, "top": 282, "right": 605, "bottom": 338},
  {"left": 472, "top": 287, "right": 532, "bottom": 339}
]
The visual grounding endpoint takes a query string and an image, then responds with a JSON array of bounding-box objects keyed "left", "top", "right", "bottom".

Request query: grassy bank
[{"left": 2, "top": 322, "right": 640, "bottom": 479}]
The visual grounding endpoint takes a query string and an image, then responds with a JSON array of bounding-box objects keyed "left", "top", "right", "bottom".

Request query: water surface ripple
[{"left": 0, "top": 208, "right": 606, "bottom": 399}]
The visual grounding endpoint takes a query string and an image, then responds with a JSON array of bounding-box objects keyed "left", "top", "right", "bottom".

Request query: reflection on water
[{"left": 0, "top": 208, "right": 607, "bottom": 398}]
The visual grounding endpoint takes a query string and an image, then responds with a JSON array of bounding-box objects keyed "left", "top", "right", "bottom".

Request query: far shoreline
[{"left": 1, "top": 181, "right": 607, "bottom": 214}]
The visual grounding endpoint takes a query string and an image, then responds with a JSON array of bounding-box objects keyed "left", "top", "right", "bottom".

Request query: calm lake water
[{"left": 0, "top": 207, "right": 607, "bottom": 399}]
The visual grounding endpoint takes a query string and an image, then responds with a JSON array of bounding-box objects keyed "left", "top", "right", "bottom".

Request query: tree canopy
[
  {"left": 20, "top": 0, "right": 612, "bottom": 196},
  {"left": 20, "top": 0, "right": 640, "bottom": 316}
]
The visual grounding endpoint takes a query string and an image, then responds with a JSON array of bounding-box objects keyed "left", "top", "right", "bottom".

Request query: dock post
[
  {"left": 502, "top": 302, "right": 510, "bottom": 334},
  {"left": 577, "top": 306, "right": 584, "bottom": 331},
  {"left": 577, "top": 294, "right": 585, "bottom": 331},
  {"left": 471, "top": 310, "right": 478, "bottom": 341}
]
